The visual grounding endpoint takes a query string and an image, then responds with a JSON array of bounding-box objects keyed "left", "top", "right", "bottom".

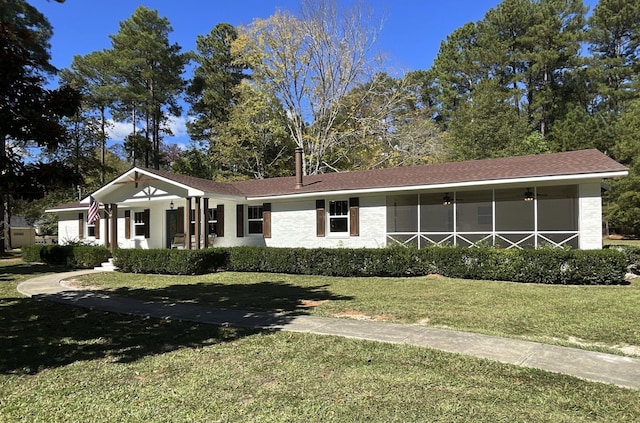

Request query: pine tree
[
  {"left": 109, "top": 6, "right": 187, "bottom": 169},
  {"left": 0, "top": 0, "right": 81, "bottom": 253}
]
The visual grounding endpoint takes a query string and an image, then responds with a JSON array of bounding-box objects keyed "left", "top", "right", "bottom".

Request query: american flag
[{"left": 88, "top": 195, "right": 100, "bottom": 224}]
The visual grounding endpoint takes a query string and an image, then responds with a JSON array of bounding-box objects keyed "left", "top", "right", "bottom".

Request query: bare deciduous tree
[{"left": 234, "top": 0, "right": 384, "bottom": 175}]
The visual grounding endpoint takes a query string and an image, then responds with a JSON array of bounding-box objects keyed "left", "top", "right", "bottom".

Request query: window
[
  {"left": 247, "top": 205, "right": 263, "bottom": 234},
  {"left": 208, "top": 208, "right": 218, "bottom": 235},
  {"left": 88, "top": 224, "right": 96, "bottom": 238},
  {"left": 456, "top": 190, "right": 492, "bottom": 232},
  {"left": 134, "top": 211, "right": 146, "bottom": 237},
  {"left": 477, "top": 205, "right": 492, "bottom": 226},
  {"left": 329, "top": 200, "right": 349, "bottom": 233},
  {"left": 189, "top": 209, "right": 196, "bottom": 235}
]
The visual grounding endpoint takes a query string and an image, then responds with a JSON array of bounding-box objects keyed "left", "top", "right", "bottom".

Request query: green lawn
[
  {"left": 603, "top": 238, "right": 640, "bottom": 247},
  {"left": 75, "top": 270, "right": 640, "bottom": 356},
  {"left": 2, "top": 258, "right": 640, "bottom": 421}
]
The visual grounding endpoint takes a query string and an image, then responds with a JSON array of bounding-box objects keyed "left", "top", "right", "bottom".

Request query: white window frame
[
  {"left": 477, "top": 205, "right": 492, "bottom": 226},
  {"left": 328, "top": 199, "right": 349, "bottom": 235},
  {"left": 133, "top": 211, "right": 146, "bottom": 237},
  {"left": 247, "top": 205, "right": 263, "bottom": 235},
  {"left": 87, "top": 222, "right": 97, "bottom": 238},
  {"left": 189, "top": 209, "right": 196, "bottom": 236},
  {"left": 208, "top": 208, "right": 218, "bottom": 236}
]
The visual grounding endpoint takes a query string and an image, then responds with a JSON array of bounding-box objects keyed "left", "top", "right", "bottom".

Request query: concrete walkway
[{"left": 17, "top": 270, "right": 640, "bottom": 391}]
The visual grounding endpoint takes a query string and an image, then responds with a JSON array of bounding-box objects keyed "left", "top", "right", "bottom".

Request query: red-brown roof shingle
[
  {"left": 230, "top": 149, "right": 627, "bottom": 197},
  {"left": 50, "top": 149, "right": 628, "bottom": 210}
]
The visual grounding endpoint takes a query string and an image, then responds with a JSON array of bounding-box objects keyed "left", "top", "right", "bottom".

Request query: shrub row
[
  {"left": 222, "top": 246, "right": 627, "bottom": 285},
  {"left": 45, "top": 244, "right": 624, "bottom": 284},
  {"left": 113, "top": 249, "right": 227, "bottom": 275},
  {"left": 22, "top": 245, "right": 111, "bottom": 269},
  {"left": 604, "top": 244, "right": 640, "bottom": 275}
]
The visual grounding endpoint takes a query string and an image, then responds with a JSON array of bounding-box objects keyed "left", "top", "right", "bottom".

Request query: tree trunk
[
  {"left": 100, "top": 105, "right": 106, "bottom": 184},
  {"left": 0, "top": 134, "right": 6, "bottom": 255},
  {"left": 132, "top": 104, "right": 137, "bottom": 166}
]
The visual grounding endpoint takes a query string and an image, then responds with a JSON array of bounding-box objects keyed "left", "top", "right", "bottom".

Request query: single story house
[{"left": 47, "top": 149, "right": 627, "bottom": 252}]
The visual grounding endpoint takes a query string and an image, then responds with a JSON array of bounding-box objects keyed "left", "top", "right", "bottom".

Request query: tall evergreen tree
[
  {"left": 0, "top": 0, "right": 81, "bottom": 253},
  {"left": 60, "top": 50, "right": 117, "bottom": 184},
  {"left": 429, "top": 0, "right": 588, "bottom": 160},
  {"left": 430, "top": 22, "right": 487, "bottom": 127},
  {"left": 446, "top": 79, "right": 532, "bottom": 161},
  {"left": 109, "top": 6, "right": 187, "bottom": 169},
  {"left": 186, "top": 23, "right": 247, "bottom": 144},
  {"left": 587, "top": 0, "right": 640, "bottom": 114},
  {"left": 524, "top": 0, "right": 587, "bottom": 136}
]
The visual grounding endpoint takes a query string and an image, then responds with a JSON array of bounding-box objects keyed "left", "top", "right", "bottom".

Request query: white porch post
[
  {"left": 109, "top": 203, "right": 118, "bottom": 254},
  {"left": 194, "top": 197, "right": 201, "bottom": 250},
  {"left": 185, "top": 197, "right": 192, "bottom": 250},
  {"left": 203, "top": 198, "right": 209, "bottom": 248}
]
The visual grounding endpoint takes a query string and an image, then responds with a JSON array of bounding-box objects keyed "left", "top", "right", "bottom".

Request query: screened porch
[{"left": 386, "top": 185, "right": 579, "bottom": 249}]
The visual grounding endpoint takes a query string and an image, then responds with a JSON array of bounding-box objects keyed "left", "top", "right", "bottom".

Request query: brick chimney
[{"left": 295, "top": 147, "right": 303, "bottom": 189}]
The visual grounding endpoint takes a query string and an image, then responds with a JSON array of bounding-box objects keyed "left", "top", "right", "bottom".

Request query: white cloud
[
  {"left": 106, "top": 119, "right": 138, "bottom": 141},
  {"left": 106, "top": 116, "right": 191, "bottom": 143},
  {"left": 165, "top": 115, "right": 188, "bottom": 138}
]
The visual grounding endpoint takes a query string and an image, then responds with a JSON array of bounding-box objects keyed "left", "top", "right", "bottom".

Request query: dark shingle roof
[
  {"left": 141, "top": 167, "right": 244, "bottom": 197},
  {"left": 47, "top": 201, "right": 84, "bottom": 211},
  {"left": 47, "top": 150, "right": 628, "bottom": 211},
  {"left": 229, "top": 149, "right": 627, "bottom": 197}
]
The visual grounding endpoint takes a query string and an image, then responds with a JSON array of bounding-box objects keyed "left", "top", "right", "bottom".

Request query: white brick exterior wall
[
  {"left": 55, "top": 185, "right": 605, "bottom": 250},
  {"left": 57, "top": 212, "right": 81, "bottom": 244},
  {"left": 578, "top": 181, "right": 603, "bottom": 250},
  {"left": 265, "top": 195, "right": 387, "bottom": 249}
]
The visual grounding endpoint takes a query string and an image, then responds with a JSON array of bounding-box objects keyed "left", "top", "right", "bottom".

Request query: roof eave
[
  {"left": 246, "top": 170, "right": 629, "bottom": 201},
  {"left": 46, "top": 206, "right": 87, "bottom": 213}
]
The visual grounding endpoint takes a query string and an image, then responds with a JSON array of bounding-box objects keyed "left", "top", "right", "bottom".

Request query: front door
[{"left": 166, "top": 209, "right": 178, "bottom": 248}]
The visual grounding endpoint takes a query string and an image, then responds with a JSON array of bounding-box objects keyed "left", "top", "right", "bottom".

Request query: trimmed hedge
[
  {"left": 113, "top": 249, "right": 228, "bottom": 275},
  {"left": 223, "top": 246, "right": 627, "bottom": 285},
  {"left": 56, "top": 244, "right": 626, "bottom": 284},
  {"left": 21, "top": 245, "right": 111, "bottom": 269},
  {"left": 605, "top": 244, "right": 640, "bottom": 275}
]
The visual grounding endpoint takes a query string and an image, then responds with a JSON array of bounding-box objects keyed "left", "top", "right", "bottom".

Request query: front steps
[{"left": 94, "top": 258, "right": 117, "bottom": 272}]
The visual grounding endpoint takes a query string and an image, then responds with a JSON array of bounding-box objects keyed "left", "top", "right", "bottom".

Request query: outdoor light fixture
[
  {"left": 169, "top": 200, "right": 174, "bottom": 209},
  {"left": 443, "top": 193, "right": 452, "bottom": 205},
  {"left": 524, "top": 189, "right": 534, "bottom": 202}
]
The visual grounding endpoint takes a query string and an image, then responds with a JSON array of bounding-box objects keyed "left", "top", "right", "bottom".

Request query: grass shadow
[
  {"left": 0, "top": 263, "right": 70, "bottom": 282},
  {"left": 107, "top": 280, "right": 354, "bottom": 315},
  {"left": 1, "top": 269, "right": 353, "bottom": 375},
  {"left": 0, "top": 295, "right": 258, "bottom": 375}
]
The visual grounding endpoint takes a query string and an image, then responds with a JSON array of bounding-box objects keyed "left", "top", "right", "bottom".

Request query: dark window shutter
[
  {"left": 263, "top": 203, "right": 272, "bottom": 238},
  {"left": 144, "top": 209, "right": 150, "bottom": 238},
  {"left": 95, "top": 212, "right": 101, "bottom": 239},
  {"left": 125, "top": 210, "right": 131, "bottom": 239},
  {"left": 177, "top": 207, "right": 185, "bottom": 233},
  {"left": 203, "top": 198, "right": 209, "bottom": 236},
  {"left": 349, "top": 197, "right": 360, "bottom": 236},
  {"left": 217, "top": 204, "right": 224, "bottom": 237},
  {"left": 236, "top": 204, "right": 244, "bottom": 237},
  {"left": 316, "top": 199, "right": 325, "bottom": 237},
  {"left": 78, "top": 213, "right": 84, "bottom": 239}
]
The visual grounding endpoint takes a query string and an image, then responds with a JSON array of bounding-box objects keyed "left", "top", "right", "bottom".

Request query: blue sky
[{"left": 33, "top": 0, "right": 599, "bottom": 148}]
